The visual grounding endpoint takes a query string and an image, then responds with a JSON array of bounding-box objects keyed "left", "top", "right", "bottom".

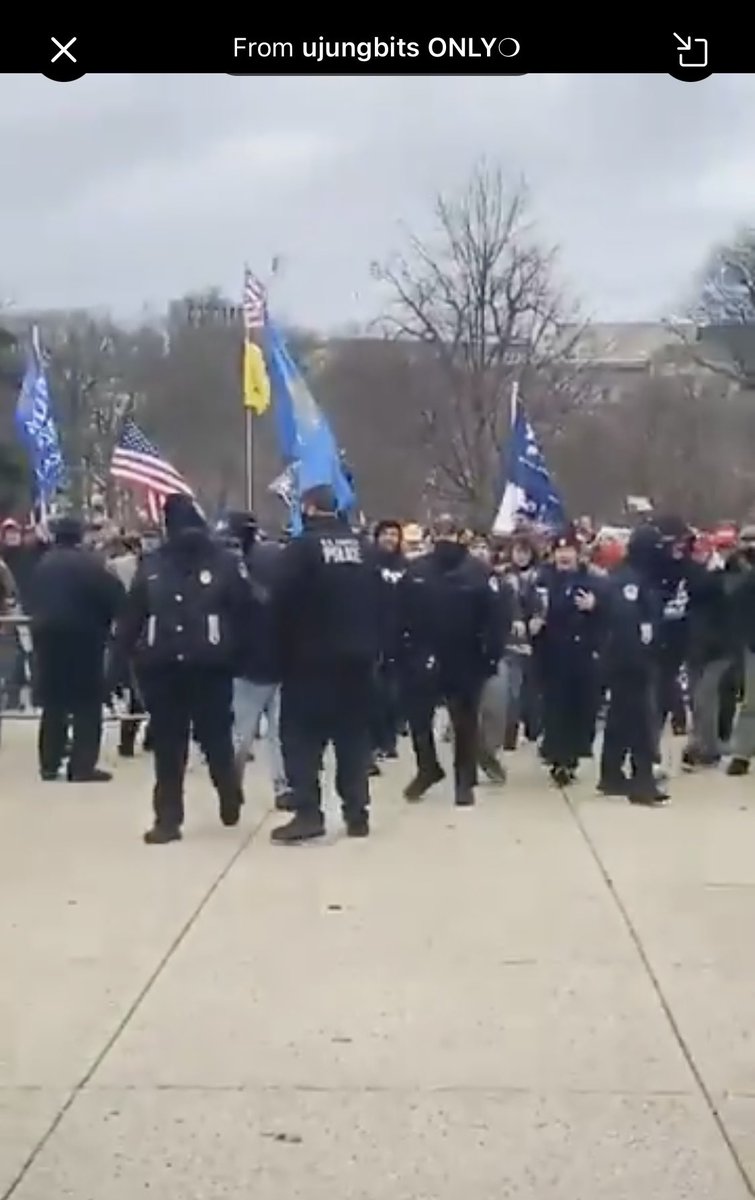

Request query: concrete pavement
[{"left": 3, "top": 721, "right": 755, "bottom": 1198}]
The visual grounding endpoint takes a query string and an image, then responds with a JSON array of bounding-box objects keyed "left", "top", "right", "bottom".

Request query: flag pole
[{"left": 244, "top": 407, "right": 255, "bottom": 511}]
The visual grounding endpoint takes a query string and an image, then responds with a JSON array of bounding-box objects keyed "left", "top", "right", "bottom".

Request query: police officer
[
  {"left": 30, "top": 515, "right": 124, "bottom": 782},
  {"left": 399, "top": 515, "right": 503, "bottom": 807},
  {"left": 533, "top": 529, "right": 605, "bottom": 786},
  {"left": 111, "top": 495, "right": 253, "bottom": 844},
  {"left": 270, "top": 484, "right": 378, "bottom": 844},
  {"left": 599, "top": 525, "right": 668, "bottom": 805}
]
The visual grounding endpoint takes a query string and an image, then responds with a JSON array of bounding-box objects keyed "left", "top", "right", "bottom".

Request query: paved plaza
[{"left": 3, "top": 721, "right": 755, "bottom": 1198}]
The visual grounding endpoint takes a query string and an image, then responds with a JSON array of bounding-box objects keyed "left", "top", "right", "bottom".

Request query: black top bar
[{"left": 6, "top": 30, "right": 731, "bottom": 80}]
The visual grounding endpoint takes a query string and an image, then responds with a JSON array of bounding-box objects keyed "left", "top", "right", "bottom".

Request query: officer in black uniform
[
  {"left": 533, "top": 529, "right": 605, "bottom": 786},
  {"left": 111, "top": 495, "right": 253, "bottom": 844},
  {"left": 399, "top": 514, "right": 503, "bottom": 807},
  {"left": 30, "top": 515, "right": 124, "bottom": 782},
  {"left": 599, "top": 525, "right": 668, "bottom": 805},
  {"left": 270, "top": 484, "right": 378, "bottom": 844}
]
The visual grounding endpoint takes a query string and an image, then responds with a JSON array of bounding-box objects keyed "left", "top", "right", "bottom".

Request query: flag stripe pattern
[
  {"left": 111, "top": 419, "right": 193, "bottom": 521},
  {"left": 243, "top": 269, "right": 267, "bottom": 333}
]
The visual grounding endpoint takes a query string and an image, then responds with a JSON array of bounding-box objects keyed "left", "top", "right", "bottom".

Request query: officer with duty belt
[
  {"left": 599, "top": 524, "right": 669, "bottom": 806},
  {"left": 270, "top": 484, "right": 378, "bottom": 844},
  {"left": 111, "top": 495, "right": 254, "bottom": 844}
]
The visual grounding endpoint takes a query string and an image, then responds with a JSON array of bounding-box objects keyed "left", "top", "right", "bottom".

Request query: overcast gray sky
[{"left": 2, "top": 73, "right": 754, "bottom": 329}]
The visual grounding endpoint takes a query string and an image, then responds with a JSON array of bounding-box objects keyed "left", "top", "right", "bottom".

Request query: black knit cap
[
  {"left": 163, "top": 494, "right": 206, "bottom": 535},
  {"left": 53, "top": 515, "right": 83, "bottom": 546}
]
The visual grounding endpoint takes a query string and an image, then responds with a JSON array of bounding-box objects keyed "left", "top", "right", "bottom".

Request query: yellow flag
[{"left": 243, "top": 339, "right": 270, "bottom": 414}]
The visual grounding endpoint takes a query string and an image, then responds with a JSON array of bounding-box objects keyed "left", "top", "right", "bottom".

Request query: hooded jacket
[{"left": 399, "top": 541, "right": 504, "bottom": 684}]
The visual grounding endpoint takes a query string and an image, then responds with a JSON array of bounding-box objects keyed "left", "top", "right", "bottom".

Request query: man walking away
[
  {"left": 225, "top": 511, "right": 291, "bottom": 809},
  {"left": 30, "top": 516, "right": 124, "bottom": 782}
]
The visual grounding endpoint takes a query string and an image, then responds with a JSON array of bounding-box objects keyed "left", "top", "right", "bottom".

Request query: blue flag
[
  {"left": 15, "top": 328, "right": 66, "bottom": 503},
  {"left": 493, "top": 399, "right": 564, "bottom": 533},
  {"left": 264, "top": 321, "right": 355, "bottom": 531}
]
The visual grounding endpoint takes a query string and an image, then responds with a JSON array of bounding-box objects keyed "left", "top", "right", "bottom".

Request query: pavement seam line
[
  {"left": 560, "top": 786, "right": 755, "bottom": 1197},
  {"left": 2, "top": 807, "right": 272, "bottom": 1200}
]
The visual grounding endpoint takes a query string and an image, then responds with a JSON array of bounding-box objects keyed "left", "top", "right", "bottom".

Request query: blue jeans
[{"left": 232, "top": 679, "right": 287, "bottom": 796}]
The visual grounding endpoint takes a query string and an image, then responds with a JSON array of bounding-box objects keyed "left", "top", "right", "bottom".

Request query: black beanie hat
[
  {"left": 164, "top": 494, "right": 206, "bottom": 535},
  {"left": 53, "top": 515, "right": 83, "bottom": 546}
]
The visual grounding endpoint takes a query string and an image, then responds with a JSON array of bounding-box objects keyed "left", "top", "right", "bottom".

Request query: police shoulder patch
[{"left": 622, "top": 583, "right": 639, "bottom": 602}]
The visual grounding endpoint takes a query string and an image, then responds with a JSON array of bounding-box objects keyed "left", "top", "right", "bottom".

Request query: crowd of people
[{"left": 1, "top": 496, "right": 754, "bottom": 846}]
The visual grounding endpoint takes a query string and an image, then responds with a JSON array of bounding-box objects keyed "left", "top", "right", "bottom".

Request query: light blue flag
[
  {"left": 264, "top": 321, "right": 355, "bottom": 531},
  {"left": 14, "top": 327, "right": 66, "bottom": 502}
]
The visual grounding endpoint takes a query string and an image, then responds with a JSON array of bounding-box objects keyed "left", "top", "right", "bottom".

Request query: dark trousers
[
  {"left": 371, "top": 659, "right": 401, "bottom": 754},
  {"left": 601, "top": 667, "right": 655, "bottom": 788},
  {"left": 142, "top": 665, "right": 238, "bottom": 831},
  {"left": 719, "top": 658, "right": 742, "bottom": 743},
  {"left": 34, "top": 629, "right": 106, "bottom": 778},
  {"left": 407, "top": 676, "right": 482, "bottom": 790},
  {"left": 39, "top": 702, "right": 102, "bottom": 777},
  {"left": 280, "top": 667, "right": 372, "bottom": 819},
  {"left": 541, "top": 659, "right": 597, "bottom": 768}
]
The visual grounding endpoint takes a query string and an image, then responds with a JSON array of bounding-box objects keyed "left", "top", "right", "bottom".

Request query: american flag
[
  {"left": 110, "top": 419, "right": 193, "bottom": 524},
  {"left": 243, "top": 267, "right": 267, "bottom": 334}
]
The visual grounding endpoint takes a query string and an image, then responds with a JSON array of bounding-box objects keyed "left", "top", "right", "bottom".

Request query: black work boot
[
  {"left": 454, "top": 785, "right": 475, "bottom": 807},
  {"left": 219, "top": 787, "right": 244, "bottom": 827},
  {"left": 597, "top": 774, "right": 630, "bottom": 798},
  {"left": 270, "top": 811, "right": 326, "bottom": 844},
  {"left": 274, "top": 789, "right": 296, "bottom": 812},
  {"left": 629, "top": 779, "right": 670, "bottom": 806},
  {"left": 144, "top": 824, "right": 182, "bottom": 845},
  {"left": 727, "top": 757, "right": 750, "bottom": 777},
  {"left": 67, "top": 767, "right": 113, "bottom": 783},
  {"left": 345, "top": 810, "right": 370, "bottom": 838},
  {"left": 404, "top": 764, "right": 445, "bottom": 802}
]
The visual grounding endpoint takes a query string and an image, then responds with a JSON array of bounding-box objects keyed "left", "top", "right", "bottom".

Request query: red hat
[{"left": 713, "top": 524, "right": 738, "bottom": 550}]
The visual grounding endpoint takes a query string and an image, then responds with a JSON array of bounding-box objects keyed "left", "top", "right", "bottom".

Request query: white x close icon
[{"left": 51, "top": 36, "right": 77, "bottom": 63}]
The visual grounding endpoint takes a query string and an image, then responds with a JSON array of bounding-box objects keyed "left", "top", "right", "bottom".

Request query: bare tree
[
  {"left": 35, "top": 312, "right": 164, "bottom": 509},
  {"left": 372, "top": 165, "right": 585, "bottom": 523},
  {"left": 687, "top": 229, "right": 755, "bottom": 386}
]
